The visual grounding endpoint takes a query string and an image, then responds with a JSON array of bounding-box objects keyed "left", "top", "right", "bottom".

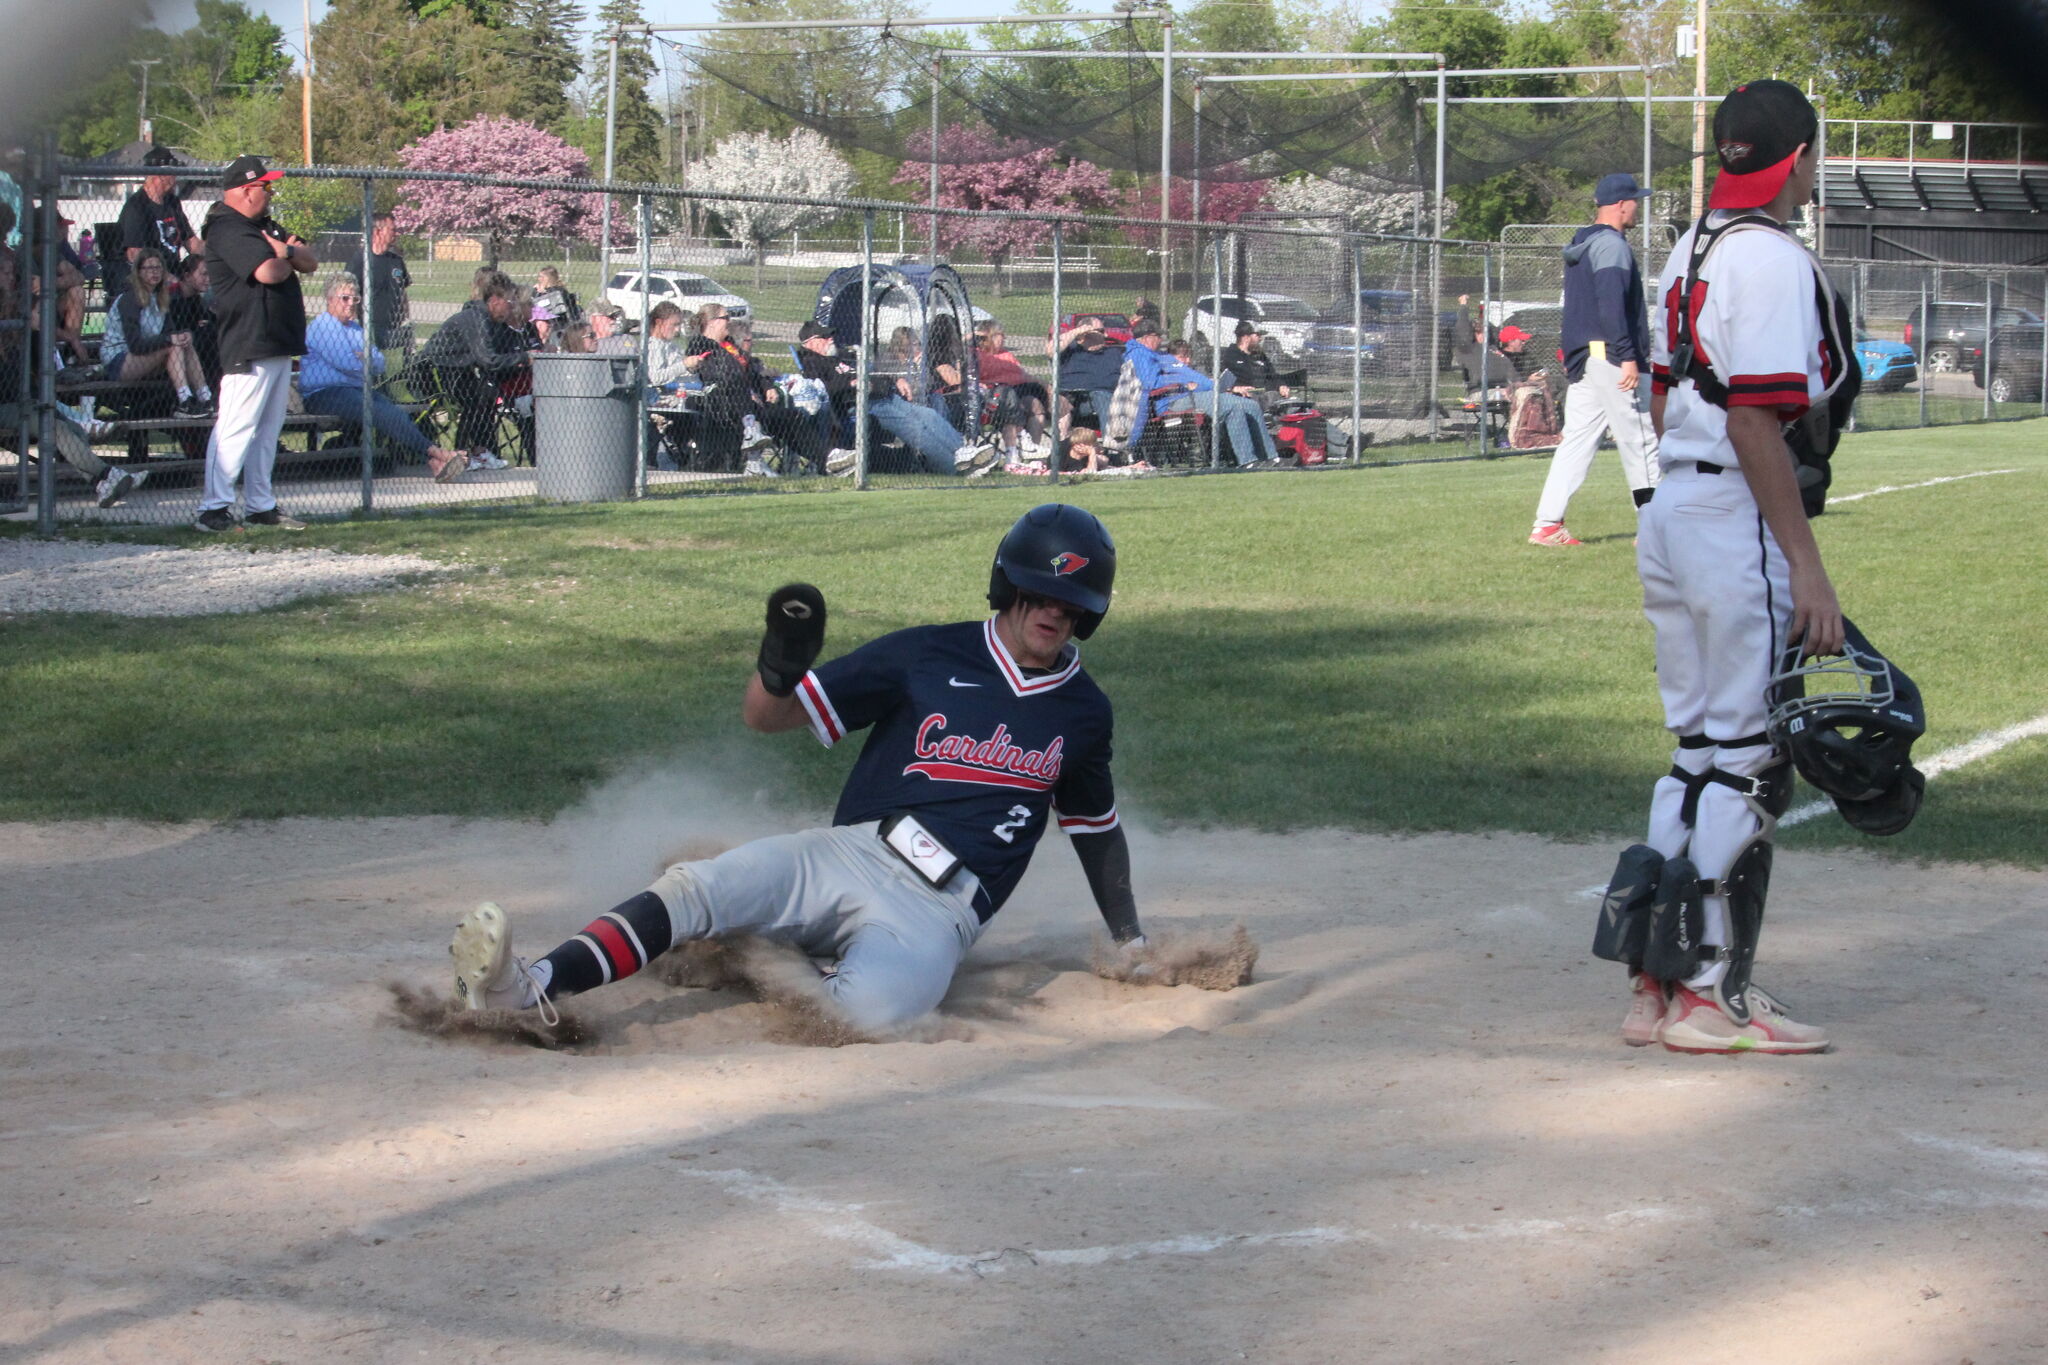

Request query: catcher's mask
[
  {"left": 987, "top": 503, "right": 1116, "bottom": 640},
  {"left": 1766, "top": 618, "right": 1926, "bottom": 835}
]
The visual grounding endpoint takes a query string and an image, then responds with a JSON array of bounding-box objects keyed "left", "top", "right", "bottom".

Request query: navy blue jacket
[{"left": 1559, "top": 223, "right": 1648, "bottom": 383}]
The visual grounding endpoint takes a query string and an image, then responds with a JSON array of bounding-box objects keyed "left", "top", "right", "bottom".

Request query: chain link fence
[{"left": 9, "top": 161, "right": 2043, "bottom": 531}]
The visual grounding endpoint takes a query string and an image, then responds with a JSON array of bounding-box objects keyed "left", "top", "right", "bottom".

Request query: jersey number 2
[{"left": 992, "top": 805, "right": 1032, "bottom": 844}]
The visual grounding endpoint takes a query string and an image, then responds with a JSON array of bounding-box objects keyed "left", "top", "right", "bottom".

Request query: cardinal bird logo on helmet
[{"left": 1050, "top": 552, "right": 1089, "bottom": 576}]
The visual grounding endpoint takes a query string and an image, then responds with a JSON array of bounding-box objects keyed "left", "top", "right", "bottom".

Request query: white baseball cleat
[
  {"left": 1660, "top": 982, "right": 1828, "bottom": 1055},
  {"left": 450, "top": 902, "right": 556, "bottom": 1021},
  {"left": 1620, "top": 972, "right": 1668, "bottom": 1047}
]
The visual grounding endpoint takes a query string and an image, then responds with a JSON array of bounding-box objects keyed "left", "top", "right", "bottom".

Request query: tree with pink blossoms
[
  {"left": 393, "top": 115, "right": 604, "bottom": 265},
  {"left": 893, "top": 123, "right": 1116, "bottom": 295},
  {"left": 1118, "top": 172, "right": 1273, "bottom": 230}
]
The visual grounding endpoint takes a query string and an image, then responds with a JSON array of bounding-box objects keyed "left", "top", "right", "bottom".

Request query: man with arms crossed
[{"left": 194, "top": 156, "right": 318, "bottom": 532}]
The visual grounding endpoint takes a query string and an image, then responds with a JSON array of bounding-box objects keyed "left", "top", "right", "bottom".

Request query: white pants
[
  {"left": 647, "top": 823, "right": 985, "bottom": 1033},
  {"left": 1533, "top": 351, "right": 1659, "bottom": 526},
  {"left": 1637, "top": 464, "right": 1792, "bottom": 966},
  {"left": 202, "top": 356, "right": 294, "bottom": 513}
]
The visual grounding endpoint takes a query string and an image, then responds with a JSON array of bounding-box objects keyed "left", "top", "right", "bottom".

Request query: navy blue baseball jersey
[{"left": 796, "top": 618, "right": 1119, "bottom": 919}]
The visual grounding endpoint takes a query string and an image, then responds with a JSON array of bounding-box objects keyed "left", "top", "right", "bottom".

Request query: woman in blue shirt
[{"left": 303, "top": 274, "right": 467, "bottom": 481}]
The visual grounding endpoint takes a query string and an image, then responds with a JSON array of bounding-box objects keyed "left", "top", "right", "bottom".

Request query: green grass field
[{"left": 4, "top": 421, "right": 2042, "bottom": 867}]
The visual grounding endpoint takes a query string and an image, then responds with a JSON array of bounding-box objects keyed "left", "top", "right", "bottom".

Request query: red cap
[
  {"left": 1498, "top": 324, "right": 1533, "bottom": 344},
  {"left": 1707, "top": 80, "right": 1818, "bottom": 211}
]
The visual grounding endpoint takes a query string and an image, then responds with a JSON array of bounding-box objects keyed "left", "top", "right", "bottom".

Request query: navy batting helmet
[
  {"left": 987, "top": 503, "right": 1116, "bottom": 640},
  {"left": 1766, "top": 618, "right": 1926, "bottom": 836}
]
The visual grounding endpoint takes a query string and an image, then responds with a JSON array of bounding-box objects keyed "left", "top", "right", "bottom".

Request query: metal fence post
[
  {"left": 1917, "top": 277, "right": 1929, "bottom": 428},
  {"left": 855, "top": 209, "right": 872, "bottom": 490},
  {"left": 1208, "top": 232, "right": 1225, "bottom": 468},
  {"left": 636, "top": 194, "right": 651, "bottom": 497},
  {"left": 11, "top": 211, "right": 29, "bottom": 510},
  {"left": 1478, "top": 247, "right": 1492, "bottom": 454},
  {"left": 36, "top": 134, "right": 58, "bottom": 535},
  {"left": 1049, "top": 219, "right": 1063, "bottom": 487},
  {"left": 2040, "top": 270, "right": 2047, "bottom": 418},
  {"left": 1350, "top": 239, "right": 1363, "bottom": 463},
  {"left": 359, "top": 178, "right": 376, "bottom": 513},
  {"left": 1984, "top": 274, "right": 1995, "bottom": 422}
]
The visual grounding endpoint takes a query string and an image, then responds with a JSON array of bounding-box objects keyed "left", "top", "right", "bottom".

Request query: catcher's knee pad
[
  {"left": 1593, "top": 843, "right": 1664, "bottom": 967},
  {"left": 1641, "top": 854, "right": 1705, "bottom": 982}
]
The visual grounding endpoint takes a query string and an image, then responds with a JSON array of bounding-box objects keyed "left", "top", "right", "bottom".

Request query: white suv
[
  {"left": 1182, "top": 292, "right": 1321, "bottom": 365},
  {"left": 604, "top": 268, "right": 752, "bottom": 324}
]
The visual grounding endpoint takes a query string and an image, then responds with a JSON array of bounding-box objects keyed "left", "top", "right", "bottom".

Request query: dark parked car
[
  {"left": 1974, "top": 321, "right": 2044, "bottom": 404},
  {"left": 1905, "top": 300, "right": 2042, "bottom": 374}
]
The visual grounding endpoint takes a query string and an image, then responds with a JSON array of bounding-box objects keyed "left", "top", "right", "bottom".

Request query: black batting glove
[{"left": 757, "top": 583, "right": 827, "bottom": 697}]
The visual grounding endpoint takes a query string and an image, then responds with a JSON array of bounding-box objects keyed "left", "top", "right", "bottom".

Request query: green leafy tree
[
  {"left": 505, "top": 0, "right": 584, "bottom": 135},
  {"left": 310, "top": 0, "right": 523, "bottom": 166},
  {"left": 575, "top": 0, "right": 663, "bottom": 184}
]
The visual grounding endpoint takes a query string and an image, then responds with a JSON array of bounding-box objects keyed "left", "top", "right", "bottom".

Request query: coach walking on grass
[
  {"left": 1529, "top": 172, "right": 1660, "bottom": 547},
  {"left": 194, "top": 156, "right": 318, "bottom": 534}
]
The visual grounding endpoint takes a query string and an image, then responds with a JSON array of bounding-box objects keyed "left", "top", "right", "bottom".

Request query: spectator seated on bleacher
[
  {"left": 102, "top": 248, "right": 211, "bottom": 417},
  {"left": 413, "top": 270, "right": 528, "bottom": 470},
  {"left": 301, "top": 273, "right": 467, "bottom": 482},
  {"left": 0, "top": 251, "right": 144, "bottom": 508},
  {"left": 587, "top": 301, "right": 635, "bottom": 355},
  {"left": 169, "top": 254, "right": 221, "bottom": 394}
]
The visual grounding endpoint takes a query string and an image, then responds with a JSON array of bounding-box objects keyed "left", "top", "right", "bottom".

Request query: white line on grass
[
  {"left": 1781, "top": 711, "right": 2048, "bottom": 827},
  {"left": 1827, "top": 469, "right": 2020, "bottom": 505}
]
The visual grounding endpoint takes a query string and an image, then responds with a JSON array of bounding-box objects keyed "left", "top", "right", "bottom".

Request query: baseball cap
[
  {"left": 587, "top": 300, "right": 624, "bottom": 320},
  {"left": 1131, "top": 318, "right": 1162, "bottom": 339},
  {"left": 142, "top": 144, "right": 180, "bottom": 168},
  {"left": 1708, "top": 80, "right": 1818, "bottom": 211},
  {"left": 220, "top": 154, "right": 285, "bottom": 192},
  {"left": 1595, "top": 172, "right": 1651, "bottom": 206},
  {"left": 1233, "top": 319, "right": 1261, "bottom": 338},
  {"left": 797, "top": 320, "right": 832, "bottom": 341},
  {"left": 1498, "top": 324, "right": 1533, "bottom": 344}
]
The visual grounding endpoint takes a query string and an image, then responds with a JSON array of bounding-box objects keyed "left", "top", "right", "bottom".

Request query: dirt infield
[{"left": 4, "top": 802, "right": 2045, "bottom": 1363}]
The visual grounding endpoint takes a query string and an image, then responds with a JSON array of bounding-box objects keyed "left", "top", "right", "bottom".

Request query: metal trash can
[{"left": 531, "top": 352, "right": 642, "bottom": 502}]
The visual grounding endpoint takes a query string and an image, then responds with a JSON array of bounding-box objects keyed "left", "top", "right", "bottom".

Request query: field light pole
[{"left": 601, "top": 35, "right": 619, "bottom": 282}]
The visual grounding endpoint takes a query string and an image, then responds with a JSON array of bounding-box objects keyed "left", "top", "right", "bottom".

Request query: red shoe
[{"left": 1529, "top": 522, "right": 1582, "bottom": 547}]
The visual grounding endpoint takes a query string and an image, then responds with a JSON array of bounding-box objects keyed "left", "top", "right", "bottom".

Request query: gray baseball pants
[{"left": 648, "top": 822, "right": 985, "bottom": 1032}]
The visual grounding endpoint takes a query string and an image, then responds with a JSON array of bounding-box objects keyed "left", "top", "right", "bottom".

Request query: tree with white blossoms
[
  {"left": 1266, "top": 174, "right": 1455, "bottom": 238},
  {"left": 694, "top": 128, "right": 856, "bottom": 287}
]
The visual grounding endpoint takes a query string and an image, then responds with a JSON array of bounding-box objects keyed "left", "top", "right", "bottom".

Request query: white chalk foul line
[
  {"left": 1781, "top": 711, "right": 2048, "bottom": 827},
  {"left": 676, "top": 1167, "right": 1679, "bottom": 1275},
  {"left": 1827, "top": 468, "right": 2020, "bottom": 505}
]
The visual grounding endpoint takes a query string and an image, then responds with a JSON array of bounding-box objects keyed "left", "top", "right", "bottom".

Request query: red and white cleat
[{"left": 1660, "top": 983, "right": 1829, "bottom": 1055}]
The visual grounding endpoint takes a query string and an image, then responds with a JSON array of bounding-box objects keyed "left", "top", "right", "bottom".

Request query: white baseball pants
[
  {"left": 201, "top": 355, "right": 295, "bottom": 514},
  {"left": 647, "top": 822, "right": 985, "bottom": 1033},
  {"left": 1533, "top": 351, "right": 1659, "bottom": 526},
  {"left": 1636, "top": 463, "right": 1793, "bottom": 972}
]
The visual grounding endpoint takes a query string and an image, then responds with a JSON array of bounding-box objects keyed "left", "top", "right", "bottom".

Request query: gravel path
[{"left": 0, "top": 538, "right": 452, "bottom": 617}]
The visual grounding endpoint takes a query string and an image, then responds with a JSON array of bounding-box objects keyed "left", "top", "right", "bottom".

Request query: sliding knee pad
[{"left": 1593, "top": 844, "right": 1664, "bottom": 967}]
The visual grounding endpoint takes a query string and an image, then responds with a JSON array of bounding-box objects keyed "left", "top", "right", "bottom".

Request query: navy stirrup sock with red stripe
[{"left": 540, "top": 891, "right": 675, "bottom": 997}]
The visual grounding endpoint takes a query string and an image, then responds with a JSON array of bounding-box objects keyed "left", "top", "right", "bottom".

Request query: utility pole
[
  {"left": 131, "top": 59, "right": 162, "bottom": 144},
  {"left": 300, "top": 0, "right": 315, "bottom": 164},
  {"left": 1691, "top": 0, "right": 1708, "bottom": 216}
]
